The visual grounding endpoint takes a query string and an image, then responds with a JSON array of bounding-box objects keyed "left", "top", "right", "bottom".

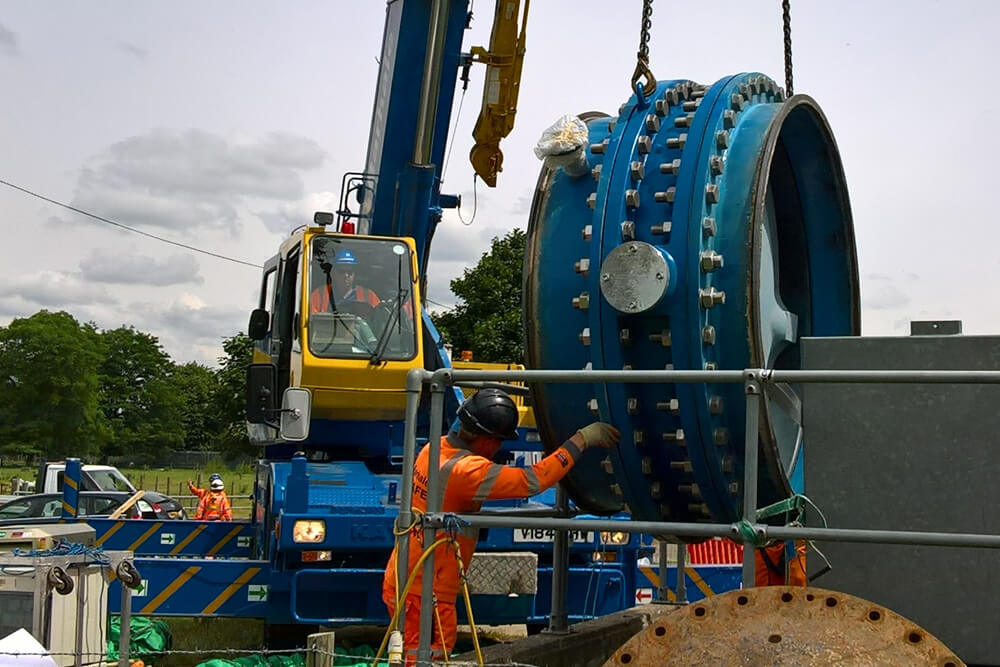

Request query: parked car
[
  {"left": 0, "top": 491, "right": 187, "bottom": 521},
  {"left": 34, "top": 461, "right": 186, "bottom": 517}
]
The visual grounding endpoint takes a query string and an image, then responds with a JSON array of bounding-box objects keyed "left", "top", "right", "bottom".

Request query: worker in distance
[
  {"left": 187, "top": 473, "right": 233, "bottom": 521},
  {"left": 383, "top": 388, "right": 620, "bottom": 663}
]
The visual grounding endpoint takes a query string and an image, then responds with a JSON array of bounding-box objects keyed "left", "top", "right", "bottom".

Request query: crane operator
[
  {"left": 309, "top": 248, "right": 380, "bottom": 313},
  {"left": 383, "top": 388, "right": 621, "bottom": 663}
]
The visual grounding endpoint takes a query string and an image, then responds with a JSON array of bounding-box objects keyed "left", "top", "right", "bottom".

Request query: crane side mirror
[
  {"left": 246, "top": 363, "right": 277, "bottom": 424},
  {"left": 248, "top": 308, "right": 270, "bottom": 341},
  {"left": 280, "top": 388, "right": 312, "bottom": 442}
]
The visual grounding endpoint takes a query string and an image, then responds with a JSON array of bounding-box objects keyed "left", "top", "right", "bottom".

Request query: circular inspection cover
[
  {"left": 599, "top": 241, "right": 672, "bottom": 314},
  {"left": 603, "top": 587, "right": 964, "bottom": 666}
]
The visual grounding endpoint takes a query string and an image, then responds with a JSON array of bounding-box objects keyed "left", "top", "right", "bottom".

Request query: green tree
[
  {"left": 168, "top": 362, "right": 220, "bottom": 451},
  {"left": 431, "top": 228, "right": 525, "bottom": 363},
  {"left": 213, "top": 333, "right": 254, "bottom": 460},
  {"left": 0, "top": 310, "right": 108, "bottom": 459},
  {"left": 97, "top": 326, "right": 184, "bottom": 462}
]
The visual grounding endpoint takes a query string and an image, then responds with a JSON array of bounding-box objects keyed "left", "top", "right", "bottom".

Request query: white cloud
[
  {"left": 861, "top": 273, "right": 911, "bottom": 311},
  {"left": 71, "top": 128, "right": 327, "bottom": 234},
  {"left": 0, "top": 270, "right": 117, "bottom": 308},
  {"left": 116, "top": 41, "right": 148, "bottom": 60},
  {"left": 79, "top": 248, "right": 203, "bottom": 286},
  {"left": 258, "top": 191, "right": 339, "bottom": 235}
]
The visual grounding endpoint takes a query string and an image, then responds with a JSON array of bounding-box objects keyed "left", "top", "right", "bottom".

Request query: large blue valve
[{"left": 525, "top": 73, "right": 860, "bottom": 526}]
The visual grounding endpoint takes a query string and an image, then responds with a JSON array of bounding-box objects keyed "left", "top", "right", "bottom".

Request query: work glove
[{"left": 576, "top": 422, "right": 621, "bottom": 450}]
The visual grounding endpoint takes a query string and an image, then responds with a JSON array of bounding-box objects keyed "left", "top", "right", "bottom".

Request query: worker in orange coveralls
[
  {"left": 383, "top": 388, "right": 620, "bottom": 664},
  {"left": 755, "top": 540, "right": 807, "bottom": 586},
  {"left": 187, "top": 473, "right": 233, "bottom": 521}
]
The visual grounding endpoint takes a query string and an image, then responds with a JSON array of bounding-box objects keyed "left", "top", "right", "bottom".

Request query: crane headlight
[
  {"left": 600, "top": 531, "right": 629, "bottom": 546},
  {"left": 292, "top": 519, "right": 326, "bottom": 543}
]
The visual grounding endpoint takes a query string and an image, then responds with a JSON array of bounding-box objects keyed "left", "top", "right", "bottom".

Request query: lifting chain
[
  {"left": 630, "top": 0, "right": 657, "bottom": 99},
  {"left": 782, "top": 0, "right": 793, "bottom": 95}
]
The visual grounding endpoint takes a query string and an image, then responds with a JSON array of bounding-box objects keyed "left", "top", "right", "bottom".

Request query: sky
[{"left": 0, "top": 1, "right": 997, "bottom": 366}]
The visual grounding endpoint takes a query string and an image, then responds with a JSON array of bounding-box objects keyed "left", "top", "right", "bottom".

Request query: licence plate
[{"left": 512, "top": 528, "right": 594, "bottom": 543}]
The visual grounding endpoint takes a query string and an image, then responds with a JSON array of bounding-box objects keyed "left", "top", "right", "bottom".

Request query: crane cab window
[{"left": 307, "top": 236, "right": 417, "bottom": 361}]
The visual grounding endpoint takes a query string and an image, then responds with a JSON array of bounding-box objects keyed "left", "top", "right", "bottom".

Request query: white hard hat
[{"left": 210, "top": 478, "right": 224, "bottom": 490}]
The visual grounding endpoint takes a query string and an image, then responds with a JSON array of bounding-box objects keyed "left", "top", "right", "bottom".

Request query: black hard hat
[{"left": 457, "top": 388, "right": 519, "bottom": 441}]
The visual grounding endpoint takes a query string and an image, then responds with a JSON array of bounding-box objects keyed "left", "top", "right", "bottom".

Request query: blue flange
[{"left": 524, "top": 74, "right": 859, "bottom": 527}]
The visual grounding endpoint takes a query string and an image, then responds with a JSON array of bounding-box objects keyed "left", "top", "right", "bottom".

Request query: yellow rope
[{"left": 372, "top": 536, "right": 485, "bottom": 666}]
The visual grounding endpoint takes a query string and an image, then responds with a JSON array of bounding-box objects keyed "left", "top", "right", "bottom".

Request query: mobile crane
[{"left": 242, "top": 0, "right": 669, "bottom": 629}]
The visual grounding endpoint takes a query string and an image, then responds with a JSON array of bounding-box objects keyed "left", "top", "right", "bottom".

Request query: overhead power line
[{"left": 0, "top": 178, "right": 262, "bottom": 269}]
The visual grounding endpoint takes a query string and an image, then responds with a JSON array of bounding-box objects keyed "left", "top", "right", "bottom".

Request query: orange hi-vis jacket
[
  {"left": 384, "top": 432, "right": 583, "bottom": 601},
  {"left": 188, "top": 482, "right": 233, "bottom": 521},
  {"left": 310, "top": 285, "right": 380, "bottom": 313}
]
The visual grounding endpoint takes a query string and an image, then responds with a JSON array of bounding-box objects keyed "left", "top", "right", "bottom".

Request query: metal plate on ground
[
  {"left": 603, "top": 586, "right": 963, "bottom": 666},
  {"left": 465, "top": 552, "right": 538, "bottom": 595}
]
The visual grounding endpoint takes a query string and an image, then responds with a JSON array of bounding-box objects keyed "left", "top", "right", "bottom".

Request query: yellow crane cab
[{"left": 246, "top": 216, "right": 424, "bottom": 448}]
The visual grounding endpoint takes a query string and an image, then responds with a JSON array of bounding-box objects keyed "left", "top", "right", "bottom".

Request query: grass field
[{"left": 0, "top": 464, "right": 259, "bottom": 519}]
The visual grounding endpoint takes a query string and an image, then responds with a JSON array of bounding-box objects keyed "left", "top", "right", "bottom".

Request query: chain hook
[{"left": 630, "top": 0, "right": 657, "bottom": 100}]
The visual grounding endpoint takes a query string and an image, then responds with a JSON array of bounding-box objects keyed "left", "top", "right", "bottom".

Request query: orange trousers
[
  {"left": 382, "top": 592, "right": 457, "bottom": 665},
  {"left": 755, "top": 540, "right": 808, "bottom": 586}
]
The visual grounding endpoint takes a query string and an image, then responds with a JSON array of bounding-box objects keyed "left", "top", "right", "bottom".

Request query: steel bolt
[
  {"left": 625, "top": 189, "right": 640, "bottom": 209},
  {"left": 704, "top": 361, "right": 718, "bottom": 371},
  {"left": 633, "top": 430, "right": 646, "bottom": 445},
  {"left": 630, "top": 160, "right": 645, "bottom": 182},
  {"left": 670, "top": 460, "right": 693, "bottom": 473},
  {"left": 651, "top": 221, "right": 672, "bottom": 235},
  {"left": 722, "top": 109, "right": 737, "bottom": 129},
  {"left": 579, "top": 327, "right": 591, "bottom": 346},
  {"left": 611, "top": 483, "right": 623, "bottom": 497},
  {"left": 674, "top": 113, "right": 694, "bottom": 128},
  {"left": 774, "top": 88, "right": 786, "bottom": 103},
  {"left": 705, "top": 184, "right": 720, "bottom": 204},
  {"left": 702, "top": 217, "right": 717, "bottom": 237},
  {"left": 591, "top": 163, "right": 603, "bottom": 181},
  {"left": 608, "top": 119, "right": 617, "bottom": 133},
  {"left": 702, "top": 325, "right": 717, "bottom": 345},
  {"left": 582, "top": 224, "right": 593, "bottom": 241},
  {"left": 662, "top": 429, "right": 685, "bottom": 443},
  {"left": 729, "top": 481, "right": 741, "bottom": 497},
  {"left": 645, "top": 114, "right": 660, "bottom": 133},
  {"left": 664, "top": 88, "right": 680, "bottom": 106},
  {"left": 699, "top": 287, "right": 726, "bottom": 308},
  {"left": 666, "top": 133, "right": 687, "bottom": 150},
  {"left": 709, "top": 395, "right": 723, "bottom": 414},
  {"left": 710, "top": 155, "right": 724, "bottom": 176},
  {"left": 619, "top": 328, "right": 632, "bottom": 345},
  {"left": 654, "top": 188, "right": 676, "bottom": 203},
  {"left": 590, "top": 141, "right": 606, "bottom": 155},
  {"left": 700, "top": 250, "right": 724, "bottom": 271},
  {"left": 575, "top": 258, "right": 590, "bottom": 275},
  {"left": 620, "top": 220, "right": 635, "bottom": 241},
  {"left": 586, "top": 192, "right": 597, "bottom": 209},
  {"left": 622, "top": 363, "right": 633, "bottom": 371},
  {"left": 641, "top": 457, "right": 653, "bottom": 475},
  {"left": 657, "top": 398, "right": 680, "bottom": 414},
  {"left": 654, "top": 99, "right": 669, "bottom": 117},
  {"left": 659, "top": 158, "right": 681, "bottom": 174},
  {"left": 721, "top": 455, "right": 734, "bottom": 473},
  {"left": 572, "top": 292, "right": 590, "bottom": 310},
  {"left": 713, "top": 427, "right": 729, "bottom": 445},
  {"left": 601, "top": 272, "right": 610, "bottom": 282},
  {"left": 587, "top": 397, "right": 599, "bottom": 413},
  {"left": 682, "top": 99, "right": 701, "bottom": 112},
  {"left": 650, "top": 482, "right": 662, "bottom": 500},
  {"left": 716, "top": 130, "right": 730, "bottom": 150},
  {"left": 648, "top": 330, "right": 671, "bottom": 346},
  {"left": 637, "top": 136, "right": 652, "bottom": 154},
  {"left": 691, "top": 87, "right": 706, "bottom": 99},
  {"left": 730, "top": 93, "right": 745, "bottom": 111},
  {"left": 602, "top": 457, "right": 614, "bottom": 474}
]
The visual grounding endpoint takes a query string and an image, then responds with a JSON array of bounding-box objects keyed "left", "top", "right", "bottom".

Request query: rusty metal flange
[{"left": 603, "top": 586, "right": 964, "bottom": 666}]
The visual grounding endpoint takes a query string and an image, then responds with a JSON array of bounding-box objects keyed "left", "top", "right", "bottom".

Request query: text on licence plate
[{"left": 512, "top": 528, "right": 594, "bottom": 543}]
